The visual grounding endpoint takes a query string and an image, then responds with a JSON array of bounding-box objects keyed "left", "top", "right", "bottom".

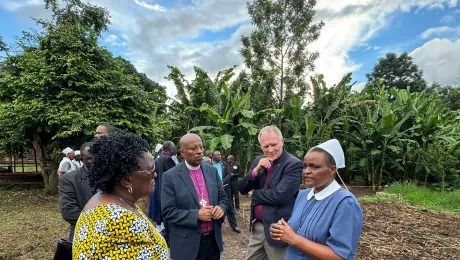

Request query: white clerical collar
[
  {"left": 185, "top": 161, "right": 200, "bottom": 170},
  {"left": 307, "top": 180, "right": 341, "bottom": 201}
]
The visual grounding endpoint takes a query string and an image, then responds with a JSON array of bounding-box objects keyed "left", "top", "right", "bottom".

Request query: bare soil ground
[
  {"left": 0, "top": 187, "right": 459, "bottom": 259},
  {"left": 220, "top": 188, "right": 460, "bottom": 260}
]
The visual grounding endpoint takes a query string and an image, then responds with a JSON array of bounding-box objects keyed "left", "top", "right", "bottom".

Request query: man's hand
[
  {"left": 198, "top": 206, "right": 214, "bottom": 221},
  {"left": 253, "top": 158, "right": 272, "bottom": 176},
  {"left": 211, "top": 206, "right": 224, "bottom": 219}
]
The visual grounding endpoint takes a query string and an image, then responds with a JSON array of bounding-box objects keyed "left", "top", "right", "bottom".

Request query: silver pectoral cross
[{"left": 200, "top": 199, "right": 208, "bottom": 207}]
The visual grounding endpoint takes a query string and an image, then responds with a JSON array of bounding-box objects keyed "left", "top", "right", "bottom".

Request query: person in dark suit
[
  {"left": 239, "top": 126, "right": 303, "bottom": 260},
  {"left": 212, "top": 151, "right": 240, "bottom": 233},
  {"left": 149, "top": 141, "right": 177, "bottom": 241},
  {"left": 162, "top": 133, "right": 228, "bottom": 260},
  {"left": 227, "top": 155, "right": 243, "bottom": 210},
  {"left": 58, "top": 142, "right": 94, "bottom": 241}
]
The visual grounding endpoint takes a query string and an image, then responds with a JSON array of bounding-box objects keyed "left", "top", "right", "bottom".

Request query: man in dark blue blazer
[
  {"left": 162, "top": 133, "right": 228, "bottom": 260},
  {"left": 239, "top": 126, "right": 303, "bottom": 260}
]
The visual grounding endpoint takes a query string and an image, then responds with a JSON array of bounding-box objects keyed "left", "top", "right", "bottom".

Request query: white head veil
[{"left": 313, "top": 139, "right": 348, "bottom": 190}]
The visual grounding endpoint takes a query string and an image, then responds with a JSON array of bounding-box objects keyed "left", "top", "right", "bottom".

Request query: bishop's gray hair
[{"left": 258, "top": 125, "right": 283, "bottom": 142}]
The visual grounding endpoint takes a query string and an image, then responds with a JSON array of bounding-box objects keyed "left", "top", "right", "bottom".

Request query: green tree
[
  {"left": 0, "top": 36, "right": 9, "bottom": 54},
  {"left": 167, "top": 66, "right": 282, "bottom": 170},
  {"left": 427, "top": 84, "right": 460, "bottom": 111},
  {"left": 240, "top": 0, "right": 324, "bottom": 128},
  {"left": 366, "top": 52, "right": 427, "bottom": 93},
  {"left": 0, "top": 0, "right": 164, "bottom": 193}
]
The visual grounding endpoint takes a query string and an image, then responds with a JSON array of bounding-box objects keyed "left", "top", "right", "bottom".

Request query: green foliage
[
  {"left": 240, "top": 0, "right": 324, "bottom": 128},
  {"left": 386, "top": 182, "right": 460, "bottom": 212},
  {"left": 0, "top": 0, "right": 166, "bottom": 193},
  {"left": 281, "top": 71, "right": 460, "bottom": 190},
  {"left": 427, "top": 84, "right": 460, "bottom": 111},
  {"left": 167, "top": 65, "right": 282, "bottom": 170},
  {"left": 366, "top": 52, "right": 427, "bottom": 92},
  {"left": 0, "top": 36, "right": 10, "bottom": 53}
]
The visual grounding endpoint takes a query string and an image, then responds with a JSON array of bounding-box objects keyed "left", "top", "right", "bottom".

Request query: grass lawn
[
  {"left": 0, "top": 165, "right": 41, "bottom": 172},
  {"left": 0, "top": 185, "right": 68, "bottom": 260}
]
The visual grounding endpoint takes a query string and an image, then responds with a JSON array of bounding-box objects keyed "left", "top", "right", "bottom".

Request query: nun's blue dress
[{"left": 285, "top": 181, "right": 363, "bottom": 260}]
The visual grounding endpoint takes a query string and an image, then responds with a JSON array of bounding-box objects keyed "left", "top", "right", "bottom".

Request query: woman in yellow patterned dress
[{"left": 73, "top": 131, "right": 169, "bottom": 260}]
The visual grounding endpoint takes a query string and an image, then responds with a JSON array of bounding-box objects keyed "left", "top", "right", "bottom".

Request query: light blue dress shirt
[
  {"left": 285, "top": 181, "right": 364, "bottom": 260},
  {"left": 212, "top": 161, "right": 223, "bottom": 180}
]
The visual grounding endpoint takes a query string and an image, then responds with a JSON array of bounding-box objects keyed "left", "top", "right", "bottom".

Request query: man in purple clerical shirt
[
  {"left": 162, "top": 133, "right": 228, "bottom": 260},
  {"left": 239, "top": 126, "right": 303, "bottom": 260}
]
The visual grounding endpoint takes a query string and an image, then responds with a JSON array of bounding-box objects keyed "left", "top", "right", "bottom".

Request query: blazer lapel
[
  {"left": 202, "top": 166, "right": 215, "bottom": 206},
  {"left": 266, "top": 151, "right": 289, "bottom": 188},
  {"left": 178, "top": 164, "right": 200, "bottom": 207},
  {"left": 77, "top": 167, "right": 93, "bottom": 196},
  {"left": 266, "top": 160, "right": 285, "bottom": 188}
]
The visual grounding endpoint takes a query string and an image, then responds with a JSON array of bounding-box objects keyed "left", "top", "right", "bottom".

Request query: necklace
[
  {"left": 190, "top": 170, "right": 207, "bottom": 207},
  {"left": 114, "top": 193, "right": 144, "bottom": 217}
]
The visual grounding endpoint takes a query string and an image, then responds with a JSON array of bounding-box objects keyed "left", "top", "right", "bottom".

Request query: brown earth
[
  {"left": 220, "top": 188, "right": 460, "bottom": 260},
  {"left": 0, "top": 187, "right": 459, "bottom": 259}
]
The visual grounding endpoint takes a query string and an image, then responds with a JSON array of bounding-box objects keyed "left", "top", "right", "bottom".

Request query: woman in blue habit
[{"left": 270, "top": 139, "right": 364, "bottom": 260}]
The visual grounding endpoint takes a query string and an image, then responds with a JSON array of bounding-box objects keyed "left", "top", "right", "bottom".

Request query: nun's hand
[
  {"left": 275, "top": 218, "right": 298, "bottom": 245},
  {"left": 270, "top": 222, "right": 284, "bottom": 240}
]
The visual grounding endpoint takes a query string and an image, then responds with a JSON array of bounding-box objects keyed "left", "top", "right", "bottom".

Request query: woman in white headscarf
[{"left": 270, "top": 139, "right": 364, "bottom": 260}]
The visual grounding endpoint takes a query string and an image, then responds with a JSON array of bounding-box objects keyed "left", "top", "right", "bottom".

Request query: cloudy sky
[{"left": 1, "top": 0, "right": 459, "bottom": 96}]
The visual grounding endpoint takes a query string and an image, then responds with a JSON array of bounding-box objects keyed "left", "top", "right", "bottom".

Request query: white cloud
[
  {"left": 104, "top": 34, "right": 128, "bottom": 47},
  {"left": 420, "top": 26, "right": 460, "bottom": 39},
  {"left": 448, "top": 0, "right": 458, "bottom": 7},
  {"left": 428, "top": 2, "right": 445, "bottom": 9},
  {"left": 133, "top": 0, "right": 166, "bottom": 12},
  {"left": 2, "top": 0, "right": 459, "bottom": 95},
  {"left": 0, "top": 0, "right": 41, "bottom": 11},
  {"left": 410, "top": 38, "right": 460, "bottom": 85},
  {"left": 298, "top": 0, "right": 458, "bottom": 86},
  {"left": 352, "top": 82, "right": 367, "bottom": 93},
  {"left": 440, "top": 14, "right": 456, "bottom": 24}
]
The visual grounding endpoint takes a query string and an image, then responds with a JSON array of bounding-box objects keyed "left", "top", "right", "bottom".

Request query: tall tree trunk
[
  {"left": 278, "top": 56, "right": 284, "bottom": 130},
  {"left": 441, "top": 169, "right": 445, "bottom": 192},
  {"left": 32, "top": 134, "right": 59, "bottom": 194}
]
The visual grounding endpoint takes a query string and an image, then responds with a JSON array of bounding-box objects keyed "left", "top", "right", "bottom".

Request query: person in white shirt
[
  {"left": 58, "top": 147, "right": 76, "bottom": 176},
  {"left": 72, "top": 150, "right": 83, "bottom": 169}
]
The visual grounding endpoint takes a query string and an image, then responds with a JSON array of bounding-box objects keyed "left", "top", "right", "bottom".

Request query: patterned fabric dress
[{"left": 72, "top": 203, "right": 169, "bottom": 260}]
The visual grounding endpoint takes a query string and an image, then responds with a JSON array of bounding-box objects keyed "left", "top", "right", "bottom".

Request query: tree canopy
[
  {"left": 366, "top": 52, "right": 427, "bottom": 92},
  {"left": 240, "top": 0, "right": 324, "bottom": 128},
  {"left": 0, "top": 0, "right": 166, "bottom": 193}
]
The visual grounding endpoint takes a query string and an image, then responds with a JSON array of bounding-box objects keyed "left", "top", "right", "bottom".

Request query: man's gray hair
[
  {"left": 162, "top": 141, "right": 176, "bottom": 151},
  {"left": 258, "top": 125, "right": 283, "bottom": 142}
]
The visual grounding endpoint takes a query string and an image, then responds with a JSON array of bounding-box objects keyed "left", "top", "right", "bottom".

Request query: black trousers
[
  {"left": 229, "top": 178, "right": 240, "bottom": 209},
  {"left": 196, "top": 234, "right": 220, "bottom": 260},
  {"left": 225, "top": 186, "right": 238, "bottom": 228}
]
